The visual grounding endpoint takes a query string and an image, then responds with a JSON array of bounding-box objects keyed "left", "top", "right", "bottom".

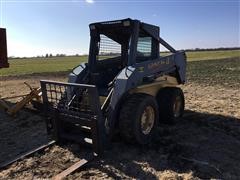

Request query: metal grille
[
  {"left": 137, "top": 37, "right": 152, "bottom": 57},
  {"left": 41, "top": 81, "right": 100, "bottom": 119},
  {"left": 97, "top": 35, "right": 121, "bottom": 60}
]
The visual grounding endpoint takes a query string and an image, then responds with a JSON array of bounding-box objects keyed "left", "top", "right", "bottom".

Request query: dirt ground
[{"left": 0, "top": 75, "right": 240, "bottom": 179}]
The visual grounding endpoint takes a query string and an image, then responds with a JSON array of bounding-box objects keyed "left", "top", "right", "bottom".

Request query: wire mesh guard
[
  {"left": 137, "top": 37, "right": 152, "bottom": 57},
  {"left": 41, "top": 81, "right": 99, "bottom": 119},
  {"left": 97, "top": 34, "right": 121, "bottom": 60}
]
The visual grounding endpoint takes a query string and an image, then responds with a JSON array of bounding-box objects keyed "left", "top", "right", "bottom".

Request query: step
[
  {"left": 60, "top": 132, "right": 93, "bottom": 145},
  {"left": 59, "top": 114, "right": 96, "bottom": 127}
]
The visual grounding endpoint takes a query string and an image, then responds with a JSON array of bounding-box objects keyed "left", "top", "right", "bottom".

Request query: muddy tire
[
  {"left": 157, "top": 87, "right": 184, "bottom": 124},
  {"left": 119, "top": 93, "right": 159, "bottom": 144}
]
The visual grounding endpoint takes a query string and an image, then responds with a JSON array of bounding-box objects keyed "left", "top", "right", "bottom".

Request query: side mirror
[{"left": 0, "top": 28, "right": 9, "bottom": 68}]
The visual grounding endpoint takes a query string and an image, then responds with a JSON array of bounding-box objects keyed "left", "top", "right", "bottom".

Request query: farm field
[
  {"left": 0, "top": 50, "right": 240, "bottom": 179},
  {"left": 0, "top": 49, "right": 239, "bottom": 77}
]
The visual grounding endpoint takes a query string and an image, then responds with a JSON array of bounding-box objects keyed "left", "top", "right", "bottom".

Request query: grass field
[
  {"left": 0, "top": 50, "right": 239, "bottom": 76},
  {"left": 187, "top": 57, "right": 240, "bottom": 88}
]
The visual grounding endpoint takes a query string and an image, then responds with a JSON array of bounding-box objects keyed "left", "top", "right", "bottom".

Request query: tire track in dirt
[{"left": 0, "top": 77, "right": 240, "bottom": 179}]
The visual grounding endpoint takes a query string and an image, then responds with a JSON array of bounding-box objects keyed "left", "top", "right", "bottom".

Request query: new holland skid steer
[{"left": 41, "top": 19, "right": 186, "bottom": 156}]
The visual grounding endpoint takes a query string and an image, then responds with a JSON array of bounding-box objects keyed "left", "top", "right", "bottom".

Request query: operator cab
[{"left": 88, "top": 18, "right": 160, "bottom": 96}]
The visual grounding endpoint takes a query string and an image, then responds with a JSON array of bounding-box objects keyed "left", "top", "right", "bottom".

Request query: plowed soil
[{"left": 0, "top": 59, "right": 240, "bottom": 179}]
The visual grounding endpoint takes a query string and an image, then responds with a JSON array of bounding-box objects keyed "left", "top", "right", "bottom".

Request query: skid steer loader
[{"left": 41, "top": 18, "right": 186, "bottom": 156}]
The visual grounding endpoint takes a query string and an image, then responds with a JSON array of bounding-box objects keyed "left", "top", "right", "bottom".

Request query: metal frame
[
  {"left": 0, "top": 28, "right": 9, "bottom": 68},
  {"left": 0, "top": 82, "right": 42, "bottom": 115},
  {"left": 0, "top": 140, "right": 56, "bottom": 169},
  {"left": 40, "top": 80, "right": 106, "bottom": 155}
]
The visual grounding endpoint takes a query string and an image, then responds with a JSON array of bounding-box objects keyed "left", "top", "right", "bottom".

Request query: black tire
[
  {"left": 157, "top": 87, "right": 184, "bottom": 124},
  {"left": 119, "top": 93, "right": 159, "bottom": 144}
]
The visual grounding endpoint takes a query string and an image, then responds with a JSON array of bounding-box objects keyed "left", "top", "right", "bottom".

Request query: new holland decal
[{"left": 148, "top": 57, "right": 171, "bottom": 70}]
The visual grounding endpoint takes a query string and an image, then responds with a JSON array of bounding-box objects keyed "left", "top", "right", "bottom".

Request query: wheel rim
[
  {"left": 141, "top": 106, "right": 155, "bottom": 135},
  {"left": 173, "top": 96, "right": 182, "bottom": 117}
]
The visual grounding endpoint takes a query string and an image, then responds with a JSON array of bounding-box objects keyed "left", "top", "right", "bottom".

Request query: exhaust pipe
[{"left": 0, "top": 28, "right": 9, "bottom": 68}]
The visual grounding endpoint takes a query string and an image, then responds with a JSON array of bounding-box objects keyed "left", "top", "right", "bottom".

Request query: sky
[{"left": 0, "top": 0, "right": 239, "bottom": 57}]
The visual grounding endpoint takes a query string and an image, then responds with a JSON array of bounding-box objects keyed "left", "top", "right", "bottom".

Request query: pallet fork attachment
[{"left": 40, "top": 80, "right": 106, "bottom": 156}]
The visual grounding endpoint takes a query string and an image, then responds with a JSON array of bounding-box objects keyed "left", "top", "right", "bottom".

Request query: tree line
[{"left": 9, "top": 47, "right": 240, "bottom": 59}]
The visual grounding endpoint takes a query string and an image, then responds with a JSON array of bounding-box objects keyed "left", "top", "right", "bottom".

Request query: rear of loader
[{"left": 40, "top": 19, "right": 187, "bottom": 156}]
